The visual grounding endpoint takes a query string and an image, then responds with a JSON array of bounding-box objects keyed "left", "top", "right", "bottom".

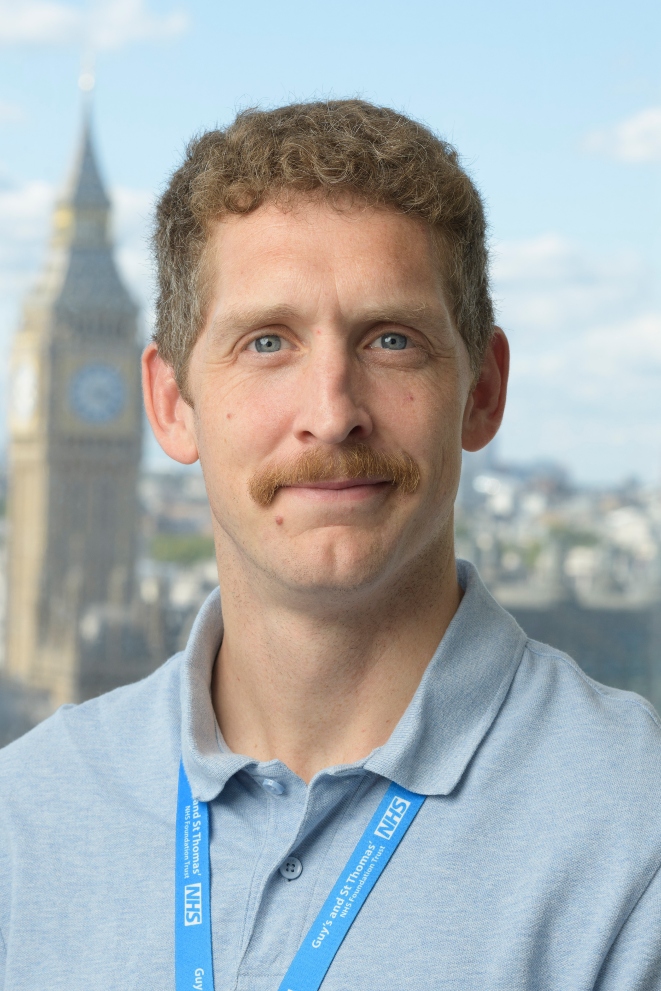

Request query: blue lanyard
[
  {"left": 175, "top": 760, "right": 425, "bottom": 991},
  {"left": 175, "top": 762, "right": 214, "bottom": 990}
]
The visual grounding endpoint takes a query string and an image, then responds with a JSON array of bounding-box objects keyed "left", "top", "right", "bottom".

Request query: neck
[{"left": 212, "top": 537, "right": 461, "bottom": 783}]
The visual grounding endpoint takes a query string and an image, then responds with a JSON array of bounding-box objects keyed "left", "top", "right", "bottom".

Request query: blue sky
[{"left": 0, "top": 0, "right": 659, "bottom": 483}]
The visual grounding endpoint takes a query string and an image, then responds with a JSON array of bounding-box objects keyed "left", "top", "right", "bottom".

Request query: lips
[{"left": 284, "top": 478, "right": 390, "bottom": 490}]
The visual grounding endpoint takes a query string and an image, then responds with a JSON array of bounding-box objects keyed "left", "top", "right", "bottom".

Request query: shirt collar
[
  {"left": 363, "top": 559, "right": 527, "bottom": 794},
  {"left": 181, "top": 559, "right": 527, "bottom": 802}
]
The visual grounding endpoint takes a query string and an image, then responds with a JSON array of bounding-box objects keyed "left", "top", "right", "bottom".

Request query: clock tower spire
[{"left": 6, "top": 114, "right": 146, "bottom": 704}]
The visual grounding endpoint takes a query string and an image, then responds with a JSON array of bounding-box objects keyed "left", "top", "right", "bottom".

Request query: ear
[
  {"left": 142, "top": 343, "right": 199, "bottom": 465},
  {"left": 461, "top": 328, "right": 509, "bottom": 452}
]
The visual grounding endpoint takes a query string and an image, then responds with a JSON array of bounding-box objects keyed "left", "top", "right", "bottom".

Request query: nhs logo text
[
  {"left": 374, "top": 796, "right": 411, "bottom": 840},
  {"left": 184, "top": 883, "right": 203, "bottom": 925}
]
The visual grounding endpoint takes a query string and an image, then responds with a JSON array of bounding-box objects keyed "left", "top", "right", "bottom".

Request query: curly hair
[{"left": 153, "top": 100, "right": 494, "bottom": 394}]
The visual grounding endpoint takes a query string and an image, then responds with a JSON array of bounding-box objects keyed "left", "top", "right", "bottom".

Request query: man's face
[{"left": 185, "top": 196, "right": 476, "bottom": 597}]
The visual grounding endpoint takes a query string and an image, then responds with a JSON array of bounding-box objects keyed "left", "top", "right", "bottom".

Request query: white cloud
[
  {"left": 510, "top": 311, "right": 661, "bottom": 400},
  {"left": 0, "top": 0, "right": 188, "bottom": 48},
  {"left": 89, "top": 0, "right": 187, "bottom": 49},
  {"left": 492, "top": 235, "right": 661, "bottom": 483},
  {"left": 0, "top": 179, "right": 54, "bottom": 299},
  {"left": 584, "top": 107, "right": 661, "bottom": 164},
  {"left": 491, "top": 234, "right": 650, "bottom": 337},
  {"left": 0, "top": 1, "right": 81, "bottom": 44}
]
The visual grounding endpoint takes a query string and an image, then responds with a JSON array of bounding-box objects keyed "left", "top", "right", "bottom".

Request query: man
[{"left": 1, "top": 100, "right": 660, "bottom": 991}]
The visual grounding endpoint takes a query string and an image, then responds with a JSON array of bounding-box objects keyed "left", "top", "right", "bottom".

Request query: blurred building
[
  {"left": 4, "top": 117, "right": 152, "bottom": 706},
  {"left": 456, "top": 454, "right": 661, "bottom": 708}
]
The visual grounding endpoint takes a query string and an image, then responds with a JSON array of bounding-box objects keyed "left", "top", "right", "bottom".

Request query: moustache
[{"left": 249, "top": 443, "right": 421, "bottom": 507}]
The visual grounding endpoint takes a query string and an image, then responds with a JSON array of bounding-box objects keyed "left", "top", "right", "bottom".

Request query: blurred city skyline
[{"left": 0, "top": 0, "right": 659, "bottom": 484}]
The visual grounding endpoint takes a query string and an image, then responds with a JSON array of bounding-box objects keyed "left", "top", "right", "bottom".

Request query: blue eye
[
  {"left": 253, "top": 335, "right": 282, "bottom": 352},
  {"left": 378, "top": 333, "right": 408, "bottom": 350}
]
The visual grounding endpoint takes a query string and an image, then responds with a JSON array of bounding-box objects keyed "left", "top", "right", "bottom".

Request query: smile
[{"left": 280, "top": 479, "right": 392, "bottom": 501}]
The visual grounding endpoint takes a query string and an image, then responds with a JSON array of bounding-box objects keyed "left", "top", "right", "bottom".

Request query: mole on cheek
[
  {"left": 275, "top": 516, "right": 284, "bottom": 525},
  {"left": 226, "top": 412, "right": 233, "bottom": 419}
]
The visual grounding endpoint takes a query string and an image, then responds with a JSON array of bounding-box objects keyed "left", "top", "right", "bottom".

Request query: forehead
[{"left": 202, "top": 196, "right": 449, "bottom": 316}]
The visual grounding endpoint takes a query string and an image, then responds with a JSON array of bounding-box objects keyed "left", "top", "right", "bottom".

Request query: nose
[{"left": 291, "top": 338, "right": 372, "bottom": 445}]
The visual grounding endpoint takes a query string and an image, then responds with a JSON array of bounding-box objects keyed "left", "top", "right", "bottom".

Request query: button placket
[
  {"left": 226, "top": 768, "right": 308, "bottom": 977},
  {"left": 235, "top": 770, "right": 372, "bottom": 985}
]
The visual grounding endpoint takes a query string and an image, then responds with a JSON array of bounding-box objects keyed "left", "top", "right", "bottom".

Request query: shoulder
[
  {"left": 0, "top": 654, "right": 184, "bottom": 968},
  {"left": 462, "top": 633, "right": 661, "bottom": 900},
  {"left": 0, "top": 651, "right": 184, "bottom": 807},
  {"left": 521, "top": 635, "right": 661, "bottom": 732},
  {"left": 502, "top": 635, "right": 661, "bottom": 806}
]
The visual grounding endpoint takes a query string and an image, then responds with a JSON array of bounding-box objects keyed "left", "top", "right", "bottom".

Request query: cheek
[
  {"left": 383, "top": 378, "right": 464, "bottom": 456},
  {"left": 381, "top": 379, "right": 465, "bottom": 508},
  {"left": 195, "top": 376, "right": 296, "bottom": 477}
]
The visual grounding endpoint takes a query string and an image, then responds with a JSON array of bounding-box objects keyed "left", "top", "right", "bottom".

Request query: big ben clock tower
[{"left": 6, "top": 115, "right": 145, "bottom": 705}]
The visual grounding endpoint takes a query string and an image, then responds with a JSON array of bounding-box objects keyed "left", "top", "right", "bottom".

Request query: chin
[{"left": 266, "top": 533, "right": 403, "bottom": 595}]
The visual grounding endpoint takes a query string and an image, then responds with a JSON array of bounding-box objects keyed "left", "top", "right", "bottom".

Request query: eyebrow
[
  {"left": 209, "top": 305, "right": 301, "bottom": 338},
  {"left": 350, "top": 303, "right": 442, "bottom": 326}
]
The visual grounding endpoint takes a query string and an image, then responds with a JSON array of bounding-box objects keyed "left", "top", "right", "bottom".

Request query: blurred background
[{"left": 0, "top": 0, "right": 659, "bottom": 745}]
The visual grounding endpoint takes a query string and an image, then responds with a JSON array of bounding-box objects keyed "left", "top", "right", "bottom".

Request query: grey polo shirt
[{"left": 1, "top": 560, "right": 661, "bottom": 990}]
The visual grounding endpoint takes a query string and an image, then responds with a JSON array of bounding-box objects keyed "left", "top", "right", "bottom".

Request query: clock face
[{"left": 69, "top": 364, "right": 126, "bottom": 425}]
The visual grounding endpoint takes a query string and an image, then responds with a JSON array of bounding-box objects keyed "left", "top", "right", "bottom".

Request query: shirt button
[
  {"left": 261, "top": 778, "right": 285, "bottom": 796},
  {"left": 279, "top": 856, "right": 303, "bottom": 880}
]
